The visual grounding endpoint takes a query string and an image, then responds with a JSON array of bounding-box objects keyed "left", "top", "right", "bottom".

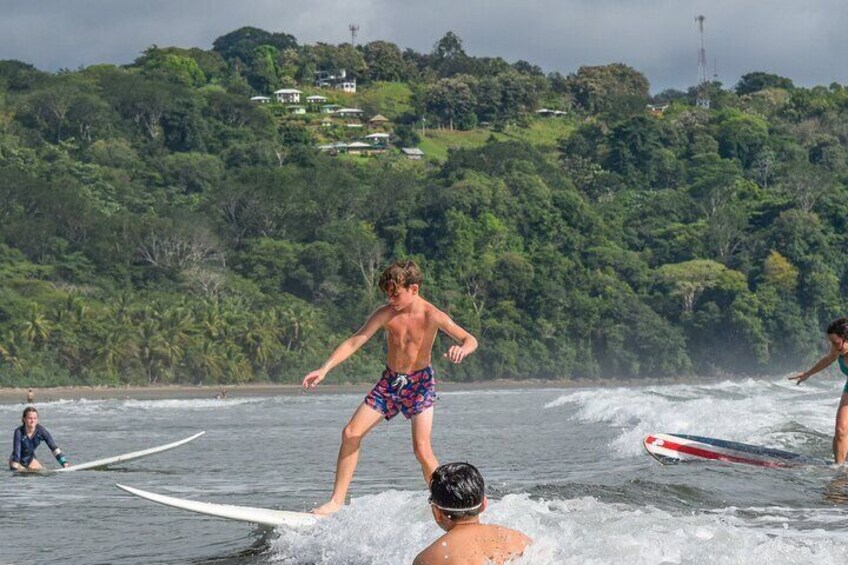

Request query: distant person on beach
[
  {"left": 26, "top": 388, "right": 34, "bottom": 404},
  {"left": 8, "top": 407, "right": 70, "bottom": 471},
  {"left": 414, "top": 462, "right": 531, "bottom": 565},
  {"left": 790, "top": 317, "right": 848, "bottom": 464},
  {"left": 302, "top": 259, "right": 478, "bottom": 515}
]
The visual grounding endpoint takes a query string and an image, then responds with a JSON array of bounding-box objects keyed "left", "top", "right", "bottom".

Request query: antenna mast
[
  {"left": 349, "top": 24, "right": 360, "bottom": 47},
  {"left": 695, "top": 15, "right": 710, "bottom": 109}
]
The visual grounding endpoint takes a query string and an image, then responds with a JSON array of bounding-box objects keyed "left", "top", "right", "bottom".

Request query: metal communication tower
[
  {"left": 695, "top": 15, "right": 710, "bottom": 109},
  {"left": 349, "top": 24, "right": 360, "bottom": 47}
]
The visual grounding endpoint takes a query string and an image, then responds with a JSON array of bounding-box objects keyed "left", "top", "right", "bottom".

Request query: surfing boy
[
  {"left": 414, "top": 462, "right": 531, "bottom": 565},
  {"left": 8, "top": 406, "right": 70, "bottom": 471},
  {"left": 303, "top": 259, "right": 478, "bottom": 515}
]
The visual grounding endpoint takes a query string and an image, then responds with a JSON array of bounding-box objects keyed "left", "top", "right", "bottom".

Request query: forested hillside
[{"left": 1, "top": 27, "right": 846, "bottom": 386}]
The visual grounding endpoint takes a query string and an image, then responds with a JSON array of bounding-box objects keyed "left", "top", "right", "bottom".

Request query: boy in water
[
  {"left": 303, "top": 259, "right": 478, "bottom": 515},
  {"left": 414, "top": 462, "right": 531, "bottom": 565}
]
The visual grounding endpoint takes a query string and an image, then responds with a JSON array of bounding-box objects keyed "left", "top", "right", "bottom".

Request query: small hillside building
[
  {"left": 336, "top": 80, "right": 357, "bottom": 93},
  {"left": 365, "top": 133, "right": 391, "bottom": 145},
  {"left": 535, "top": 108, "right": 567, "bottom": 117},
  {"left": 335, "top": 108, "right": 364, "bottom": 118},
  {"left": 647, "top": 104, "right": 670, "bottom": 117},
  {"left": 250, "top": 96, "right": 271, "bottom": 104},
  {"left": 369, "top": 114, "right": 389, "bottom": 125},
  {"left": 307, "top": 95, "right": 328, "bottom": 104},
  {"left": 401, "top": 148, "right": 425, "bottom": 160},
  {"left": 316, "top": 69, "right": 357, "bottom": 93},
  {"left": 274, "top": 89, "right": 302, "bottom": 104}
]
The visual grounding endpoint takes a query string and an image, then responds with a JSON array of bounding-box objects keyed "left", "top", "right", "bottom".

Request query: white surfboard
[
  {"left": 115, "top": 483, "right": 320, "bottom": 528},
  {"left": 54, "top": 431, "right": 206, "bottom": 472}
]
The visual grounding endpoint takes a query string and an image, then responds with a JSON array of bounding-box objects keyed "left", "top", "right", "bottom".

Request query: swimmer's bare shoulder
[
  {"left": 486, "top": 525, "right": 531, "bottom": 564},
  {"left": 412, "top": 524, "right": 531, "bottom": 565}
]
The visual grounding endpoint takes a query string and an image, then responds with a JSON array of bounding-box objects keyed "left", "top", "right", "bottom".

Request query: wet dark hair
[
  {"left": 21, "top": 406, "right": 38, "bottom": 424},
  {"left": 428, "top": 462, "right": 484, "bottom": 519},
  {"left": 378, "top": 260, "right": 423, "bottom": 294},
  {"left": 827, "top": 318, "right": 848, "bottom": 339}
]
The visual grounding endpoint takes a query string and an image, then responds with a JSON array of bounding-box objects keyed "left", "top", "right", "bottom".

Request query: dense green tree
[
  {"left": 212, "top": 27, "right": 297, "bottom": 63},
  {"left": 431, "top": 31, "right": 471, "bottom": 76},
  {"left": 735, "top": 72, "right": 794, "bottom": 95},
  {"left": 424, "top": 76, "right": 478, "bottom": 129},
  {"left": 362, "top": 41, "right": 408, "bottom": 82},
  {"left": 566, "top": 63, "right": 650, "bottom": 117},
  {"left": 137, "top": 46, "right": 207, "bottom": 87},
  {"left": 3, "top": 30, "right": 848, "bottom": 385},
  {"left": 716, "top": 110, "right": 769, "bottom": 168}
]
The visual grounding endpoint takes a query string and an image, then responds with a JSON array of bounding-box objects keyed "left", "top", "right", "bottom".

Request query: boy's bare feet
[{"left": 311, "top": 499, "right": 343, "bottom": 516}]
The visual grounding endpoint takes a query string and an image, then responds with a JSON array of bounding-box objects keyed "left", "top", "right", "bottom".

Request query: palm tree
[
  {"left": 156, "top": 308, "right": 193, "bottom": 383},
  {"left": 222, "top": 344, "right": 251, "bottom": 384},
  {"left": 193, "top": 340, "right": 224, "bottom": 384},
  {"left": 0, "top": 340, "right": 16, "bottom": 365},
  {"left": 197, "top": 299, "right": 224, "bottom": 341},
  {"left": 113, "top": 292, "right": 134, "bottom": 325},
  {"left": 278, "top": 302, "right": 317, "bottom": 353},
  {"left": 21, "top": 303, "right": 52, "bottom": 348},
  {"left": 241, "top": 316, "right": 274, "bottom": 370},
  {"left": 95, "top": 328, "right": 136, "bottom": 381},
  {"left": 136, "top": 320, "right": 165, "bottom": 384}
]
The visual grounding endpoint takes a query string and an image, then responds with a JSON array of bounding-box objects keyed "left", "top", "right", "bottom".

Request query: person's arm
[
  {"left": 302, "top": 307, "right": 390, "bottom": 389},
  {"left": 39, "top": 426, "right": 69, "bottom": 467},
  {"left": 789, "top": 347, "right": 840, "bottom": 385},
  {"left": 436, "top": 310, "right": 478, "bottom": 364},
  {"left": 10, "top": 428, "right": 23, "bottom": 469}
]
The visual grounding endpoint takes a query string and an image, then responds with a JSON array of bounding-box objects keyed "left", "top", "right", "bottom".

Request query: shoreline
[{"left": 0, "top": 375, "right": 742, "bottom": 405}]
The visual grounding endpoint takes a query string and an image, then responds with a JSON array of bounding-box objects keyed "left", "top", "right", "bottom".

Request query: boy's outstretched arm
[
  {"left": 437, "top": 311, "right": 478, "bottom": 364},
  {"left": 302, "top": 307, "right": 390, "bottom": 389}
]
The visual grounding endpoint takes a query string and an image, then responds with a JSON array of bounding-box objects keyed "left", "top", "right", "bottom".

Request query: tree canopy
[{"left": 1, "top": 28, "right": 847, "bottom": 386}]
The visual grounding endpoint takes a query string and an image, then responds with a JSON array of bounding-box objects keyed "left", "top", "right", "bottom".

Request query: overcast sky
[{"left": 1, "top": 0, "right": 845, "bottom": 92}]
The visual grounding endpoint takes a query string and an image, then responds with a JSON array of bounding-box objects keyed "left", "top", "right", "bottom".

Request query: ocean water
[{"left": 3, "top": 377, "right": 848, "bottom": 564}]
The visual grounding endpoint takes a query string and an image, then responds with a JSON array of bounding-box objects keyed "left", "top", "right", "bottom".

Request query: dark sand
[
  {"left": 0, "top": 379, "right": 603, "bottom": 406},
  {"left": 0, "top": 375, "right": 710, "bottom": 406}
]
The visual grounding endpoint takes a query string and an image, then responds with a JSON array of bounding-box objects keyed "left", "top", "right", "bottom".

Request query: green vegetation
[
  {"left": 417, "top": 118, "right": 573, "bottom": 162},
  {"left": 0, "top": 30, "right": 845, "bottom": 387}
]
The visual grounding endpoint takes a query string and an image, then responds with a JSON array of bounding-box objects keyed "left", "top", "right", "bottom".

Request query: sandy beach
[
  {"left": 0, "top": 383, "right": 366, "bottom": 405},
  {"left": 0, "top": 376, "right": 703, "bottom": 406}
]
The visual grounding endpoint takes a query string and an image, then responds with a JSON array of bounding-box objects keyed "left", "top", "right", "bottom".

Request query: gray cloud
[{"left": 1, "top": 0, "right": 845, "bottom": 91}]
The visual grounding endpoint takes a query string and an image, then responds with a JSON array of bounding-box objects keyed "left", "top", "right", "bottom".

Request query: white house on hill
[
  {"left": 316, "top": 69, "right": 357, "bottom": 93},
  {"left": 365, "top": 133, "right": 390, "bottom": 145},
  {"left": 274, "top": 89, "right": 302, "bottom": 104},
  {"left": 335, "top": 108, "right": 364, "bottom": 118},
  {"left": 336, "top": 80, "right": 356, "bottom": 93}
]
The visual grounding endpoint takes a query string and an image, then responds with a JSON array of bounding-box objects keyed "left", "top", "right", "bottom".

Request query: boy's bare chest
[{"left": 385, "top": 314, "right": 435, "bottom": 345}]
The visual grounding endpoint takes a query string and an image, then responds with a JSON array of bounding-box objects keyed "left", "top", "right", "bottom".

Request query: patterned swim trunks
[{"left": 364, "top": 366, "right": 436, "bottom": 420}]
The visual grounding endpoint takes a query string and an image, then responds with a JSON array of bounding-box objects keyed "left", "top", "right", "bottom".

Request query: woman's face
[{"left": 22, "top": 411, "right": 38, "bottom": 429}]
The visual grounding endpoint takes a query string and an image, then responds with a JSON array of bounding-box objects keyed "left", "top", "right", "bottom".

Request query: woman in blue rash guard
[{"left": 8, "top": 406, "right": 70, "bottom": 471}]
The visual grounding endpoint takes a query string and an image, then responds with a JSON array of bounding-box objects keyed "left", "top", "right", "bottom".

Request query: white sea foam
[
  {"left": 269, "top": 491, "right": 848, "bottom": 564},
  {"left": 545, "top": 378, "right": 841, "bottom": 458},
  {"left": 119, "top": 397, "right": 264, "bottom": 410}
]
